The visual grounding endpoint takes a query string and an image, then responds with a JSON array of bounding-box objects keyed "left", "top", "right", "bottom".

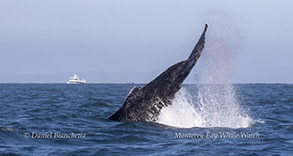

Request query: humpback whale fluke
[{"left": 109, "top": 24, "right": 208, "bottom": 122}]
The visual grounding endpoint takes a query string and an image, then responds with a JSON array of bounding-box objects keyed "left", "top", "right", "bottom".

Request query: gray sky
[{"left": 0, "top": 0, "right": 292, "bottom": 83}]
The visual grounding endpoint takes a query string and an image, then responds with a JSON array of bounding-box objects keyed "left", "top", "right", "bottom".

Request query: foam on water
[{"left": 157, "top": 11, "right": 254, "bottom": 128}]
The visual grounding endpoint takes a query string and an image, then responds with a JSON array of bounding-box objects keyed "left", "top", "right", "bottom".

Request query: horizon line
[{"left": 0, "top": 82, "right": 292, "bottom": 85}]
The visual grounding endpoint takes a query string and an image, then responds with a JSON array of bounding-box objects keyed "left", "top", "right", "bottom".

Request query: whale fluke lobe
[
  {"left": 188, "top": 24, "right": 208, "bottom": 61},
  {"left": 109, "top": 25, "right": 208, "bottom": 122}
]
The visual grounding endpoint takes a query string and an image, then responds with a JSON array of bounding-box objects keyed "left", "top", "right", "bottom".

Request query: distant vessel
[{"left": 67, "top": 74, "right": 86, "bottom": 84}]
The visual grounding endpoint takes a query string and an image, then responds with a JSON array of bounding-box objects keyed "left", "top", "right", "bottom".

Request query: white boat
[{"left": 67, "top": 74, "right": 86, "bottom": 84}]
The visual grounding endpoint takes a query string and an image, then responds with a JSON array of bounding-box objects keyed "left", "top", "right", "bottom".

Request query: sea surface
[{"left": 0, "top": 84, "right": 292, "bottom": 156}]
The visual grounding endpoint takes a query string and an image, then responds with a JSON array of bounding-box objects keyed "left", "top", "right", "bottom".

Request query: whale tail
[
  {"left": 108, "top": 24, "right": 208, "bottom": 122},
  {"left": 188, "top": 24, "right": 208, "bottom": 61}
]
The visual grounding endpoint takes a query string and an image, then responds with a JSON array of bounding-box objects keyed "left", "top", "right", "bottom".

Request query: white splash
[
  {"left": 156, "top": 11, "right": 254, "bottom": 128},
  {"left": 156, "top": 88, "right": 204, "bottom": 128},
  {"left": 157, "top": 87, "right": 254, "bottom": 128}
]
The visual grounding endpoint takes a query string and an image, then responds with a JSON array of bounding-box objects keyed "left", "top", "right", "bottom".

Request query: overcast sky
[{"left": 0, "top": 0, "right": 292, "bottom": 83}]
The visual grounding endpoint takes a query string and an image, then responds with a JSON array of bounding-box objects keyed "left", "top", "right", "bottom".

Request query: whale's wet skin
[
  {"left": 0, "top": 84, "right": 292, "bottom": 155},
  {"left": 109, "top": 25, "right": 208, "bottom": 122}
]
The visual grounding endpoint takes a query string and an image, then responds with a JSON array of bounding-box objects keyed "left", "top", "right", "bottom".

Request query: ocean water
[{"left": 0, "top": 83, "right": 292, "bottom": 156}]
